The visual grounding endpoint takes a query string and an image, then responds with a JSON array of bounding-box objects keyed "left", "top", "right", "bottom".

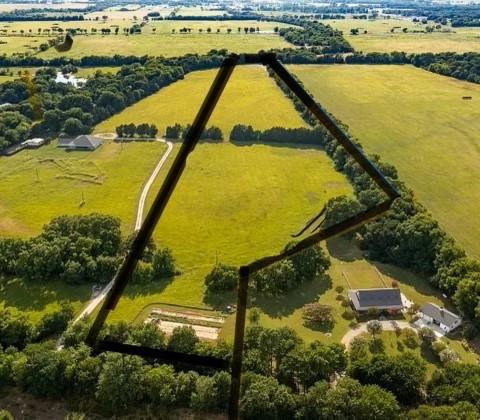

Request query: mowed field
[
  {"left": 290, "top": 64, "right": 480, "bottom": 257},
  {"left": 0, "top": 140, "right": 166, "bottom": 237},
  {"left": 95, "top": 66, "right": 355, "bottom": 326},
  {"left": 325, "top": 18, "right": 480, "bottom": 53}
]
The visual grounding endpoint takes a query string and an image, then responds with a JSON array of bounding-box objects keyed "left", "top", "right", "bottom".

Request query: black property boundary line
[{"left": 85, "top": 52, "right": 399, "bottom": 420}]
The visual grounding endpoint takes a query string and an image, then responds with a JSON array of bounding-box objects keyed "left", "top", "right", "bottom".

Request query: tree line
[
  {"left": 204, "top": 243, "right": 330, "bottom": 296},
  {"left": 165, "top": 123, "right": 223, "bottom": 142},
  {"left": 230, "top": 124, "right": 324, "bottom": 145},
  {"left": 0, "top": 51, "right": 230, "bottom": 151},
  {"left": 115, "top": 123, "right": 158, "bottom": 139},
  {"left": 276, "top": 17, "right": 353, "bottom": 53},
  {"left": 267, "top": 67, "right": 480, "bottom": 328},
  {"left": 1, "top": 313, "right": 479, "bottom": 418},
  {"left": 0, "top": 214, "right": 176, "bottom": 285}
]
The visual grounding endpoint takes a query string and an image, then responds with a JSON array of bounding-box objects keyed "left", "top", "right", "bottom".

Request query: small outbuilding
[
  {"left": 58, "top": 135, "right": 103, "bottom": 151},
  {"left": 418, "top": 303, "right": 461, "bottom": 333},
  {"left": 22, "top": 138, "right": 45, "bottom": 148},
  {"left": 348, "top": 288, "right": 404, "bottom": 313}
]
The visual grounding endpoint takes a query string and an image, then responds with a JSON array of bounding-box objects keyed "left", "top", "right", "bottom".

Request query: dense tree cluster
[
  {"left": 2, "top": 319, "right": 479, "bottom": 418},
  {"left": 164, "top": 123, "right": 223, "bottom": 141},
  {"left": 0, "top": 110, "right": 31, "bottom": 151},
  {"left": 115, "top": 122, "right": 158, "bottom": 139},
  {"left": 0, "top": 214, "right": 176, "bottom": 285},
  {"left": 204, "top": 243, "right": 330, "bottom": 296},
  {"left": 412, "top": 52, "right": 480, "bottom": 84},
  {"left": 230, "top": 124, "right": 325, "bottom": 145},
  {"left": 277, "top": 18, "right": 353, "bottom": 53}
]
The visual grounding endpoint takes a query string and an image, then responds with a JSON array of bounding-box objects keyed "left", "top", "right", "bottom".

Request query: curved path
[
  {"left": 134, "top": 138, "right": 173, "bottom": 231},
  {"left": 71, "top": 136, "right": 174, "bottom": 326},
  {"left": 341, "top": 320, "right": 415, "bottom": 349}
]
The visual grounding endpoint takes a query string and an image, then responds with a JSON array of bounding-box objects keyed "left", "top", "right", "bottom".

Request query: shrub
[
  {"left": 342, "top": 308, "right": 355, "bottom": 320},
  {"left": 403, "top": 329, "right": 420, "bottom": 349},
  {"left": 463, "top": 324, "right": 479, "bottom": 340},
  {"left": 418, "top": 327, "right": 436, "bottom": 347},
  {"left": 335, "top": 285, "right": 344, "bottom": 293},
  {"left": 204, "top": 264, "right": 238, "bottom": 293},
  {"left": 336, "top": 294, "right": 345, "bottom": 301},
  {"left": 432, "top": 340, "right": 447, "bottom": 354},
  {"left": 439, "top": 348, "right": 459, "bottom": 364},
  {"left": 302, "top": 303, "right": 334, "bottom": 326},
  {"left": 391, "top": 280, "right": 399, "bottom": 288}
]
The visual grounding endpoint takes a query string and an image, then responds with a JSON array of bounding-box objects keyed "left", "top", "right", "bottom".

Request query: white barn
[{"left": 419, "top": 303, "right": 462, "bottom": 333}]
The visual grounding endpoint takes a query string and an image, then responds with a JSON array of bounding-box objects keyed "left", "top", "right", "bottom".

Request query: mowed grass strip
[
  {"left": 291, "top": 64, "right": 480, "bottom": 258},
  {"left": 0, "top": 140, "right": 167, "bottom": 237},
  {"left": 325, "top": 18, "right": 480, "bottom": 53}
]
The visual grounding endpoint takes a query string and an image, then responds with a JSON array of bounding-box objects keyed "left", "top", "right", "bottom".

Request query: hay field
[{"left": 291, "top": 64, "right": 480, "bottom": 258}]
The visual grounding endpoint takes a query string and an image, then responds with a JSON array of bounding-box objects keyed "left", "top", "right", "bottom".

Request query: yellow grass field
[{"left": 291, "top": 64, "right": 480, "bottom": 258}]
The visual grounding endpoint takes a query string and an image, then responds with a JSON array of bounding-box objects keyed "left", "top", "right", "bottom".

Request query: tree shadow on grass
[
  {"left": 371, "top": 261, "right": 453, "bottom": 309},
  {"left": 303, "top": 318, "right": 335, "bottom": 333},
  {"left": 251, "top": 274, "right": 333, "bottom": 318},
  {"left": 0, "top": 276, "right": 91, "bottom": 313},
  {"left": 123, "top": 275, "right": 175, "bottom": 299},
  {"left": 326, "top": 237, "right": 364, "bottom": 263}
]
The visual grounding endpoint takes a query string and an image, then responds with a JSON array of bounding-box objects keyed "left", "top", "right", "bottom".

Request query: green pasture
[
  {"left": 325, "top": 18, "right": 480, "bottom": 53},
  {"left": 0, "top": 36, "right": 50, "bottom": 56},
  {"left": 0, "top": 2, "right": 90, "bottom": 12},
  {"left": 96, "top": 65, "right": 306, "bottom": 136},
  {"left": 75, "top": 66, "right": 119, "bottom": 77},
  {"left": 291, "top": 64, "right": 480, "bottom": 258},
  {"left": 0, "top": 278, "right": 91, "bottom": 324},
  {"left": 0, "top": 140, "right": 166, "bottom": 237}
]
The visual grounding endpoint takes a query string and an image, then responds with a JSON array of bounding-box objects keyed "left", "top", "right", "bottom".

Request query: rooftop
[
  {"left": 348, "top": 288, "right": 403, "bottom": 310},
  {"left": 420, "top": 303, "right": 461, "bottom": 328}
]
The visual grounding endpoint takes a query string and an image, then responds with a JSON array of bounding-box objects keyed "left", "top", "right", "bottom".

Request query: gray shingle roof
[
  {"left": 73, "top": 135, "right": 103, "bottom": 149},
  {"left": 348, "top": 288, "right": 403, "bottom": 310},
  {"left": 420, "top": 303, "right": 461, "bottom": 328}
]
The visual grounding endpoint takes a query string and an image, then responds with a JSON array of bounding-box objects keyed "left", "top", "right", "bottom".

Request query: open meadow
[
  {"left": 325, "top": 18, "right": 480, "bottom": 53},
  {"left": 290, "top": 64, "right": 480, "bottom": 258}
]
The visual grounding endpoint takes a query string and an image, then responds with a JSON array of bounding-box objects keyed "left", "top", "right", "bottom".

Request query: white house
[{"left": 419, "top": 303, "right": 462, "bottom": 333}]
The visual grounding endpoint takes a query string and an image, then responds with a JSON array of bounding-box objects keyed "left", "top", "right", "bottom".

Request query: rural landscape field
[{"left": 1, "top": 0, "right": 480, "bottom": 418}]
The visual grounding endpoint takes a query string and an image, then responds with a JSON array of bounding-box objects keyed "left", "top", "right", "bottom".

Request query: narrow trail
[
  {"left": 67, "top": 136, "right": 174, "bottom": 330},
  {"left": 135, "top": 138, "right": 174, "bottom": 231}
]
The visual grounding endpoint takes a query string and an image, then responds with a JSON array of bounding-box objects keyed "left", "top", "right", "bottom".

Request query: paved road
[{"left": 341, "top": 320, "right": 414, "bottom": 349}]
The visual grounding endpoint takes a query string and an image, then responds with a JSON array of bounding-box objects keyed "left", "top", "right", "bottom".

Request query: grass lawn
[
  {"left": 291, "top": 64, "right": 480, "bottom": 258},
  {"left": 0, "top": 140, "right": 166, "bottom": 237},
  {"left": 0, "top": 277, "right": 91, "bottom": 323},
  {"left": 325, "top": 18, "right": 480, "bottom": 53},
  {"left": 357, "top": 330, "right": 478, "bottom": 377}
]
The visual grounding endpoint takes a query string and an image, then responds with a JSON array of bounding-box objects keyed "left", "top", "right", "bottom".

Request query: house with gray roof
[
  {"left": 58, "top": 135, "right": 103, "bottom": 151},
  {"left": 348, "top": 288, "right": 404, "bottom": 313},
  {"left": 419, "top": 303, "right": 461, "bottom": 333}
]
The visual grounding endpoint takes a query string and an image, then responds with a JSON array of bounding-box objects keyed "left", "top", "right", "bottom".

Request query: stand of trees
[
  {"left": 164, "top": 123, "right": 223, "bottom": 141},
  {"left": 204, "top": 243, "right": 330, "bottom": 296},
  {"left": 277, "top": 18, "right": 353, "bottom": 53},
  {"left": 230, "top": 124, "right": 326, "bottom": 145},
  {"left": 115, "top": 123, "right": 158, "bottom": 139},
  {"left": 0, "top": 214, "right": 176, "bottom": 285},
  {"left": 1, "top": 318, "right": 479, "bottom": 418}
]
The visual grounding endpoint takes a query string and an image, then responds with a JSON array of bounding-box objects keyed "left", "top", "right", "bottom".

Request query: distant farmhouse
[
  {"left": 58, "top": 135, "right": 103, "bottom": 151},
  {"left": 348, "top": 288, "right": 404, "bottom": 314},
  {"left": 418, "top": 303, "right": 462, "bottom": 333}
]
